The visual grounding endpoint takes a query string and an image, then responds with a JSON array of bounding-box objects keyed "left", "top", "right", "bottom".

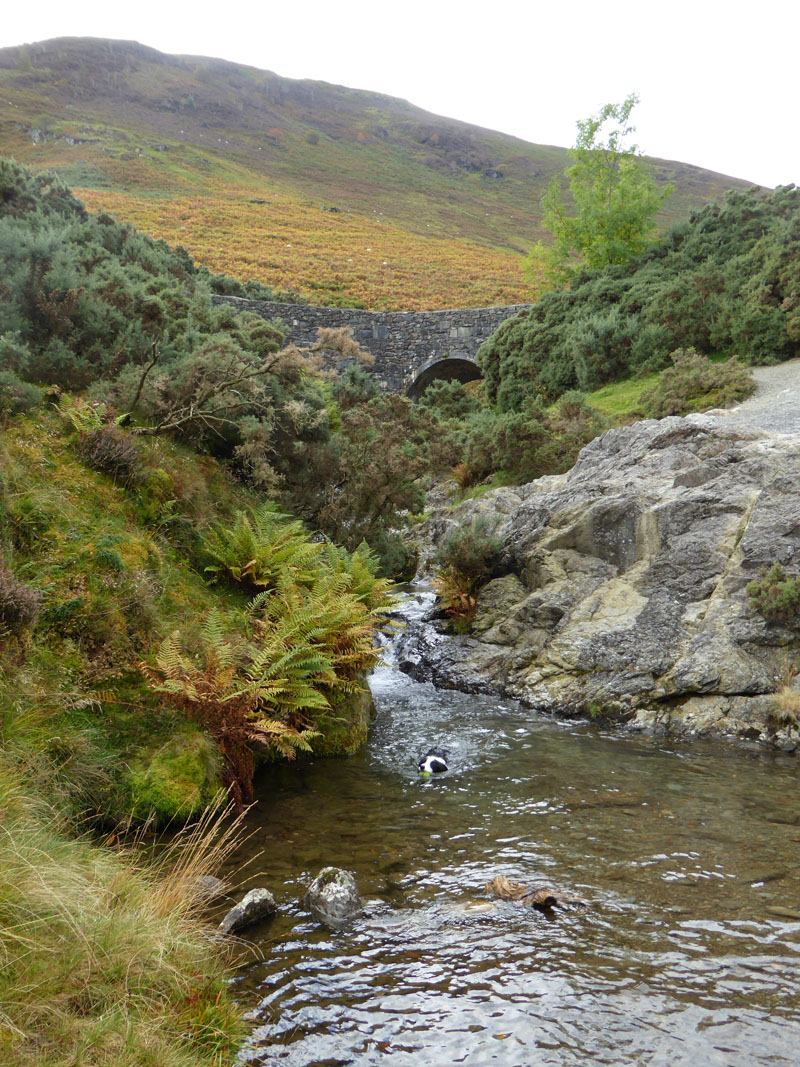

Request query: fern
[
  {"left": 143, "top": 513, "right": 396, "bottom": 804},
  {"left": 319, "top": 540, "right": 397, "bottom": 613},
  {"left": 202, "top": 503, "right": 322, "bottom": 591}
]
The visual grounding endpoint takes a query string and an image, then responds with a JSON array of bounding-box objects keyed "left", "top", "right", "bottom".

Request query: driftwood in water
[{"left": 485, "top": 875, "right": 587, "bottom": 911}]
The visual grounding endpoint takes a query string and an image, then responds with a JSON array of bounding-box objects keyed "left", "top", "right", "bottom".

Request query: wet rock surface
[
  {"left": 304, "top": 867, "right": 361, "bottom": 926},
  {"left": 218, "top": 887, "right": 277, "bottom": 935},
  {"left": 403, "top": 415, "right": 800, "bottom": 749}
]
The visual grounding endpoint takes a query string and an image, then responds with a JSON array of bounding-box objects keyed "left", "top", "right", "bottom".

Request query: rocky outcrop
[{"left": 400, "top": 416, "right": 800, "bottom": 750}]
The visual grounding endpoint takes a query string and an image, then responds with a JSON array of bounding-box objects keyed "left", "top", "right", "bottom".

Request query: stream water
[{"left": 222, "top": 589, "right": 800, "bottom": 1066}]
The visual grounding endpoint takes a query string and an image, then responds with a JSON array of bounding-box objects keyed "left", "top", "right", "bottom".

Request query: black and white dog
[{"left": 418, "top": 748, "right": 449, "bottom": 774}]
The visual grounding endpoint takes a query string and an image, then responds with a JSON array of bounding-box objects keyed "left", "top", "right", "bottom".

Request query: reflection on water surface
[{"left": 222, "top": 591, "right": 800, "bottom": 1066}]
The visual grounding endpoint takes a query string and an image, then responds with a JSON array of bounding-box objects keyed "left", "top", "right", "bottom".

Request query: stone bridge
[{"left": 213, "top": 296, "right": 533, "bottom": 396}]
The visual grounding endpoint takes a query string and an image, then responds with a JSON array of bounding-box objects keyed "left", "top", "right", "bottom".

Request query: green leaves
[
  {"left": 536, "top": 94, "right": 671, "bottom": 285},
  {"left": 484, "top": 185, "right": 800, "bottom": 408},
  {"left": 747, "top": 565, "right": 800, "bottom": 628},
  {"left": 144, "top": 509, "right": 395, "bottom": 804},
  {"left": 202, "top": 503, "right": 323, "bottom": 592}
]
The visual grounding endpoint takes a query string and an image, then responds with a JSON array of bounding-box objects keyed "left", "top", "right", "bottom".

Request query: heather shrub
[
  {"left": 639, "top": 348, "right": 756, "bottom": 417},
  {"left": 0, "top": 565, "right": 40, "bottom": 635},
  {"left": 747, "top": 564, "right": 800, "bottom": 627},
  {"left": 75, "top": 424, "right": 144, "bottom": 488}
]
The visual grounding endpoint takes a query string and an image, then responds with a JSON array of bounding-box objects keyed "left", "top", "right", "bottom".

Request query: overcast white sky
[{"left": 4, "top": 1, "right": 798, "bottom": 188}]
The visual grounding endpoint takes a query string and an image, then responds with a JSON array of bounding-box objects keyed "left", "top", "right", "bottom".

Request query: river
[{"left": 221, "top": 589, "right": 800, "bottom": 1066}]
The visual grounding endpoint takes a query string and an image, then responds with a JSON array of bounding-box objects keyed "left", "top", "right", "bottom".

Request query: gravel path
[{"left": 715, "top": 358, "right": 800, "bottom": 435}]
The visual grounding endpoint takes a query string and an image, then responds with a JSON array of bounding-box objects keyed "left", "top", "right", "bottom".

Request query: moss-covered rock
[
  {"left": 313, "top": 684, "right": 376, "bottom": 757},
  {"left": 127, "top": 727, "right": 221, "bottom": 823}
]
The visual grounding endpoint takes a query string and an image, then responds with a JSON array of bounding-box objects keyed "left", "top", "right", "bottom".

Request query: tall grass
[{"left": 0, "top": 764, "right": 244, "bottom": 1066}]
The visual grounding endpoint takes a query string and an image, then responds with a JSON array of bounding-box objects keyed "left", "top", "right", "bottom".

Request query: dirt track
[{"left": 715, "top": 359, "right": 800, "bottom": 434}]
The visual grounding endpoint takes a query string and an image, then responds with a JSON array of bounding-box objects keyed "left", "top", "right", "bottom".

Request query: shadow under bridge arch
[{"left": 406, "top": 356, "right": 483, "bottom": 400}]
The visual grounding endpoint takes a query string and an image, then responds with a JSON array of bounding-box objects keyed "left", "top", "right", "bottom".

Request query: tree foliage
[{"left": 531, "top": 94, "right": 670, "bottom": 285}]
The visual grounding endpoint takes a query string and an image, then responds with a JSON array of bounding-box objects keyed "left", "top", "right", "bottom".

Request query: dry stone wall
[{"left": 212, "top": 295, "right": 532, "bottom": 393}]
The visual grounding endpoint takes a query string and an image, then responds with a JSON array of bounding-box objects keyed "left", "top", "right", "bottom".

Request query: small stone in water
[
  {"left": 304, "top": 867, "right": 361, "bottom": 926},
  {"left": 765, "top": 906, "right": 800, "bottom": 920},
  {"left": 218, "top": 888, "right": 277, "bottom": 935}
]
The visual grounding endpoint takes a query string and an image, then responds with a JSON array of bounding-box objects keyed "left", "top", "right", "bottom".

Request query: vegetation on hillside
[
  {"left": 0, "top": 158, "right": 401, "bottom": 1061},
  {"left": 0, "top": 157, "right": 623, "bottom": 568},
  {"left": 480, "top": 184, "right": 800, "bottom": 408},
  {"left": 0, "top": 37, "right": 751, "bottom": 309}
]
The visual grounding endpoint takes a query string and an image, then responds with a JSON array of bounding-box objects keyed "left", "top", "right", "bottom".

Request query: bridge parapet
[{"left": 213, "top": 296, "right": 533, "bottom": 394}]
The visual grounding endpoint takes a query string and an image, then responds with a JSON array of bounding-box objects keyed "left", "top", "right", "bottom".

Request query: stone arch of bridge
[{"left": 406, "top": 356, "right": 482, "bottom": 400}]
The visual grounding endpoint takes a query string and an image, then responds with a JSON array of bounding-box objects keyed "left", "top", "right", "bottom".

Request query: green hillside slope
[{"left": 0, "top": 37, "right": 755, "bottom": 309}]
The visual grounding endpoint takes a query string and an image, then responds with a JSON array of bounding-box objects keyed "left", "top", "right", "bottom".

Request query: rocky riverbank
[{"left": 401, "top": 415, "right": 800, "bottom": 750}]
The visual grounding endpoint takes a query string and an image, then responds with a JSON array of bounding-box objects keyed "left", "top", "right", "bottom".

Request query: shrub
[
  {"left": 747, "top": 564, "right": 800, "bottom": 627},
  {"left": 0, "top": 370, "right": 42, "bottom": 415},
  {"left": 75, "top": 424, "right": 144, "bottom": 488},
  {"left": 433, "top": 568, "right": 478, "bottom": 631},
  {"left": 0, "top": 565, "right": 40, "bottom": 635},
  {"left": 452, "top": 462, "right": 475, "bottom": 491},
  {"left": 0, "top": 332, "right": 32, "bottom": 374},
  {"left": 639, "top": 348, "right": 756, "bottom": 418},
  {"left": 433, "top": 515, "right": 505, "bottom": 628},
  {"left": 478, "top": 185, "right": 800, "bottom": 407}
]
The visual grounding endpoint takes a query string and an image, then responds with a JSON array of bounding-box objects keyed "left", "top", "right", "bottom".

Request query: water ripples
[{"left": 226, "top": 592, "right": 800, "bottom": 1065}]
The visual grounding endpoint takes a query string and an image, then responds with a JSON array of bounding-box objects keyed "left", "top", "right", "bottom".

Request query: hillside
[{"left": 0, "top": 36, "right": 755, "bottom": 309}]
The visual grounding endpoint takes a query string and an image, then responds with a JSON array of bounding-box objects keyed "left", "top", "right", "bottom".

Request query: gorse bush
[
  {"left": 434, "top": 515, "right": 504, "bottom": 628},
  {"left": 0, "top": 158, "right": 459, "bottom": 573},
  {"left": 419, "top": 379, "right": 606, "bottom": 488},
  {"left": 638, "top": 348, "right": 756, "bottom": 417},
  {"left": 480, "top": 185, "right": 800, "bottom": 408},
  {"left": 0, "top": 157, "right": 328, "bottom": 491},
  {"left": 435, "top": 515, "right": 503, "bottom": 588},
  {"left": 0, "top": 370, "right": 42, "bottom": 415}
]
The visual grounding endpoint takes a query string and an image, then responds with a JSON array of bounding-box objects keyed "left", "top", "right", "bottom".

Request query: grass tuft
[{"left": 0, "top": 766, "right": 244, "bottom": 1066}]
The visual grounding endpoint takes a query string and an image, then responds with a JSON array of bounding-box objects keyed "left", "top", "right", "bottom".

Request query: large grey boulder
[
  {"left": 218, "top": 887, "right": 277, "bottom": 935},
  {"left": 402, "top": 416, "right": 800, "bottom": 749},
  {"left": 304, "top": 867, "right": 361, "bottom": 926}
]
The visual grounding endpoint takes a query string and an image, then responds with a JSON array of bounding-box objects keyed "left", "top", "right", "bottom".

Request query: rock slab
[{"left": 218, "top": 887, "right": 277, "bottom": 935}]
